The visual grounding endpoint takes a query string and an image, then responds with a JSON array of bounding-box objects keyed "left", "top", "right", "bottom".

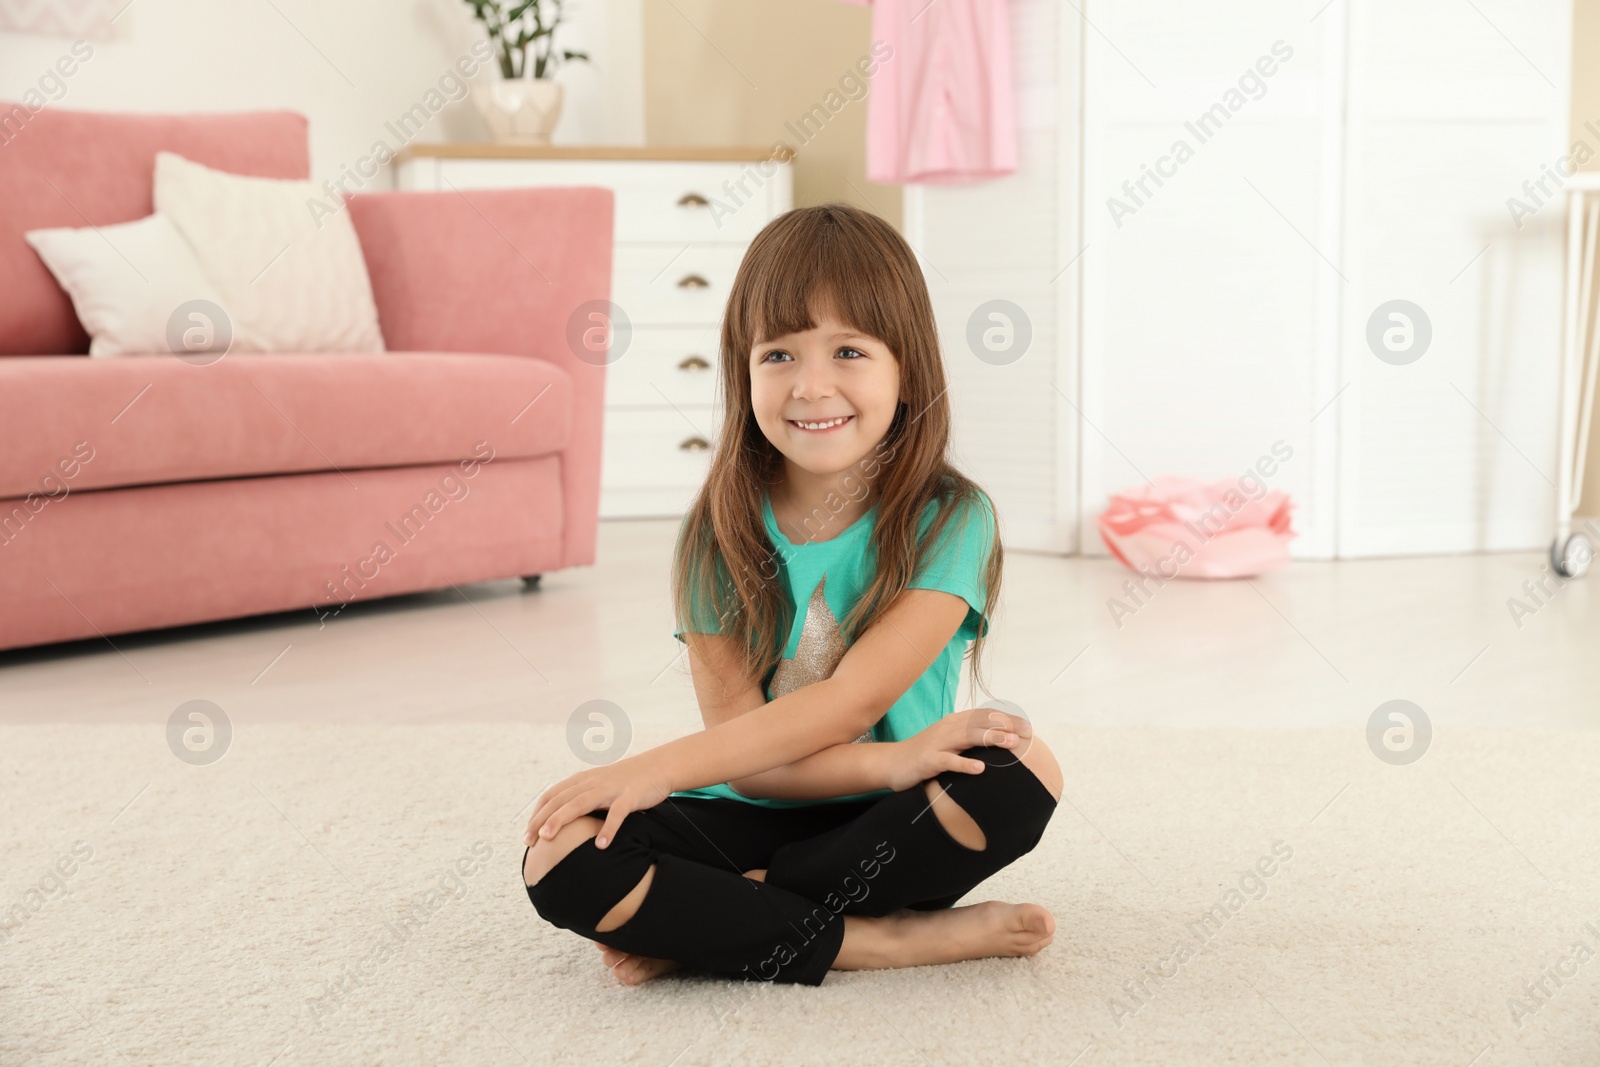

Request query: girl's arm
[
  {"left": 673, "top": 588, "right": 974, "bottom": 798},
  {"left": 529, "top": 588, "right": 978, "bottom": 843},
  {"left": 685, "top": 632, "right": 895, "bottom": 799},
  {"left": 728, "top": 740, "right": 900, "bottom": 800},
  {"left": 648, "top": 674, "right": 871, "bottom": 792}
]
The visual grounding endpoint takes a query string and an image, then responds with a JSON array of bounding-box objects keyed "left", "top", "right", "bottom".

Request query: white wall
[
  {"left": 918, "top": 0, "right": 1572, "bottom": 560},
  {"left": 1335, "top": 0, "right": 1570, "bottom": 556},
  {"left": 0, "top": 0, "right": 643, "bottom": 187},
  {"left": 1080, "top": 4, "right": 1341, "bottom": 559}
]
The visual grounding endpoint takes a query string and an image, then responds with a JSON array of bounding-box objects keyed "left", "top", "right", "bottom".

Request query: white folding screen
[
  {"left": 908, "top": 0, "right": 1571, "bottom": 559},
  {"left": 1337, "top": 0, "right": 1570, "bottom": 556},
  {"left": 904, "top": 0, "right": 1083, "bottom": 554}
]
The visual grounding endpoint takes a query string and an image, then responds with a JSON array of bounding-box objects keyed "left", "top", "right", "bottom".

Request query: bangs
[{"left": 738, "top": 214, "right": 899, "bottom": 351}]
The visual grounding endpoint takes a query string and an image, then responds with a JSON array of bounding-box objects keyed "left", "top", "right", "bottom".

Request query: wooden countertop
[{"left": 392, "top": 144, "right": 794, "bottom": 164}]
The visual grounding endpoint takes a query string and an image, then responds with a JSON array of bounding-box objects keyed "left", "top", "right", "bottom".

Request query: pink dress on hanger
[{"left": 839, "top": 0, "right": 1018, "bottom": 184}]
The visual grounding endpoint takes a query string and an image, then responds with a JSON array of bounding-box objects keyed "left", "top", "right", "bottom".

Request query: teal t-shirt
[{"left": 669, "top": 488, "right": 997, "bottom": 809}]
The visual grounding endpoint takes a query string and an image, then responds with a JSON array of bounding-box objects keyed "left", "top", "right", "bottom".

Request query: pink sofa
[{"left": 0, "top": 105, "right": 612, "bottom": 653}]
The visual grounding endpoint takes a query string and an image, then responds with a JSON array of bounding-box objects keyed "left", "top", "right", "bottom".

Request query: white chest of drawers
[{"left": 392, "top": 145, "right": 794, "bottom": 518}]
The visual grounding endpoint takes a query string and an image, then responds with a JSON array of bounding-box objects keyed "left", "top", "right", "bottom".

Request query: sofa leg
[{"left": 522, "top": 574, "right": 542, "bottom": 590}]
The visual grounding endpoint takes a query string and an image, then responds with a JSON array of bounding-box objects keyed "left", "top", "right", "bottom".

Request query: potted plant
[{"left": 463, "top": 0, "right": 590, "bottom": 145}]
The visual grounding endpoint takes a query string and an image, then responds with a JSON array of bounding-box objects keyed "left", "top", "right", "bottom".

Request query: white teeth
[{"left": 792, "top": 416, "right": 849, "bottom": 430}]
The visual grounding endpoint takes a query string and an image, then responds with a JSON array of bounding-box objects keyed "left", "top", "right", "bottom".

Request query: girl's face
[{"left": 748, "top": 307, "right": 900, "bottom": 483}]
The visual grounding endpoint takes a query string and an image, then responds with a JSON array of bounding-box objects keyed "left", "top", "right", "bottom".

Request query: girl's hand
[
  {"left": 524, "top": 752, "right": 676, "bottom": 850},
  {"left": 885, "top": 707, "right": 1034, "bottom": 793}
]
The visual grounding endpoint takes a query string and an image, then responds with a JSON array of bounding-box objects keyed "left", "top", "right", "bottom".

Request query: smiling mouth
[{"left": 787, "top": 415, "right": 854, "bottom": 433}]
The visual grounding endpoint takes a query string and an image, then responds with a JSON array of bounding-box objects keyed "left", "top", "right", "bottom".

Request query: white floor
[
  {"left": 3, "top": 519, "right": 1599, "bottom": 1066},
  {"left": 1, "top": 517, "right": 1595, "bottom": 734}
]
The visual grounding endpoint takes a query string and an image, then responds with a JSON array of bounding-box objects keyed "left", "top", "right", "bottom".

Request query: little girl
[{"left": 521, "top": 202, "right": 1063, "bottom": 986}]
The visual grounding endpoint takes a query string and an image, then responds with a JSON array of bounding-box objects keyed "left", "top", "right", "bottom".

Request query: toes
[
  {"left": 1020, "top": 905, "right": 1053, "bottom": 937},
  {"left": 1019, "top": 929, "right": 1053, "bottom": 956},
  {"left": 615, "top": 955, "right": 660, "bottom": 985},
  {"left": 1009, "top": 904, "right": 1056, "bottom": 954}
]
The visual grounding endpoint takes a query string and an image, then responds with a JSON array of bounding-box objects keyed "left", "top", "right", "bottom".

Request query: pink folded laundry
[{"left": 1098, "top": 475, "right": 1296, "bottom": 580}]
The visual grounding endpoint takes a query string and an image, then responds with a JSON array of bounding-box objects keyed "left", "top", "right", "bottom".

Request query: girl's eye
[{"left": 758, "top": 347, "right": 867, "bottom": 364}]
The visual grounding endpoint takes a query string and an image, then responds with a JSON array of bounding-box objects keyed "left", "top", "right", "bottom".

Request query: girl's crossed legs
[{"left": 521, "top": 740, "right": 1063, "bottom": 986}]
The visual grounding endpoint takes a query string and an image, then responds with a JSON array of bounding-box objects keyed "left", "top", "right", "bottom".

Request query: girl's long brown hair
[{"left": 671, "top": 201, "right": 1003, "bottom": 711}]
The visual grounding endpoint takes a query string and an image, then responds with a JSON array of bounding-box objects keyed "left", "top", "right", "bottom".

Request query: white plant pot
[{"left": 471, "top": 79, "right": 565, "bottom": 145}]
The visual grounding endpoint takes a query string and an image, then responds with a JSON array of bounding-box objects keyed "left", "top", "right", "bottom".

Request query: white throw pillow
[
  {"left": 25, "top": 212, "right": 235, "bottom": 358},
  {"left": 152, "top": 151, "right": 386, "bottom": 353}
]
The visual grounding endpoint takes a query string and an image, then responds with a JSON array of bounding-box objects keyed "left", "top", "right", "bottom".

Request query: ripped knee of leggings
[
  {"left": 935, "top": 747, "right": 1057, "bottom": 858},
  {"left": 524, "top": 835, "right": 655, "bottom": 934}
]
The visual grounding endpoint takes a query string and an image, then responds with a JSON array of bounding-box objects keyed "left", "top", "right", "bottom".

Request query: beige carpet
[{"left": 1, "top": 720, "right": 1597, "bottom": 1066}]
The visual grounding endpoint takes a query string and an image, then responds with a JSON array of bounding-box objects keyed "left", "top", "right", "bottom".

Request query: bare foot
[
  {"left": 836, "top": 901, "right": 1055, "bottom": 971},
  {"left": 594, "top": 941, "right": 682, "bottom": 985}
]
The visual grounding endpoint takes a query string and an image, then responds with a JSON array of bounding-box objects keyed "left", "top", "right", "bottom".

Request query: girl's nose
[{"left": 793, "top": 364, "right": 835, "bottom": 399}]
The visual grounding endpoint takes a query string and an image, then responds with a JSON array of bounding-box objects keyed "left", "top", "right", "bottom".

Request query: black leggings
[{"left": 521, "top": 745, "right": 1058, "bottom": 986}]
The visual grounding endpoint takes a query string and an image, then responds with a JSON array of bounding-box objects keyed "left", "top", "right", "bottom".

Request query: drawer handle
[
  {"left": 678, "top": 354, "right": 711, "bottom": 371},
  {"left": 677, "top": 192, "right": 710, "bottom": 208},
  {"left": 677, "top": 274, "right": 710, "bottom": 289},
  {"left": 680, "top": 435, "right": 711, "bottom": 452}
]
